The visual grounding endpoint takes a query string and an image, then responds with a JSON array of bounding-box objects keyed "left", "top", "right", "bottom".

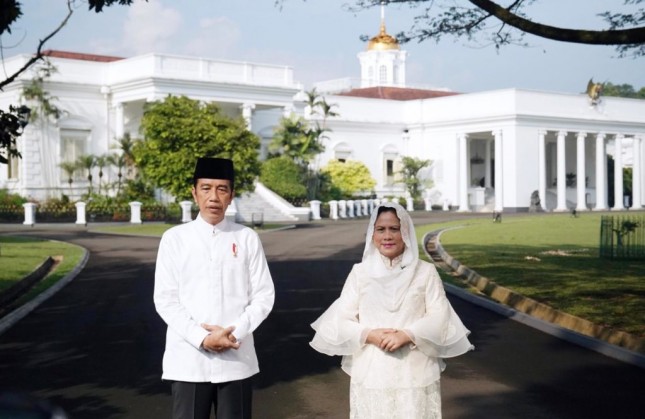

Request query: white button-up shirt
[{"left": 154, "top": 214, "right": 275, "bottom": 383}]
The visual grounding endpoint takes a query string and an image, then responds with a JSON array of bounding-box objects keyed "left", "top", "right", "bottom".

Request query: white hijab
[{"left": 361, "top": 202, "right": 420, "bottom": 311}]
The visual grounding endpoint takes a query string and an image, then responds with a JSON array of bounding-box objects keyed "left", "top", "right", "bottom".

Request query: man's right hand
[{"left": 200, "top": 324, "right": 240, "bottom": 352}]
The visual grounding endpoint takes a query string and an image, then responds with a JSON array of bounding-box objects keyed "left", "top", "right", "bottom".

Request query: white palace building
[{"left": 1, "top": 14, "right": 645, "bottom": 214}]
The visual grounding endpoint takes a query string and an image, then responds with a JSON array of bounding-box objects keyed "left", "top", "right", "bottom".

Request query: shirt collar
[
  {"left": 195, "top": 213, "right": 228, "bottom": 232},
  {"left": 380, "top": 253, "right": 403, "bottom": 270}
]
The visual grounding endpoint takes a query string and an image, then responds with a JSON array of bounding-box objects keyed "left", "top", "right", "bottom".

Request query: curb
[
  {"left": 423, "top": 229, "right": 645, "bottom": 369},
  {"left": 0, "top": 242, "right": 90, "bottom": 337},
  {"left": 0, "top": 256, "right": 56, "bottom": 307}
]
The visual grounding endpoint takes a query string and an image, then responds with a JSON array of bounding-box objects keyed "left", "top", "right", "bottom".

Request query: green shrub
[
  {"left": 260, "top": 157, "right": 307, "bottom": 201},
  {"left": 0, "top": 188, "right": 27, "bottom": 206},
  {"left": 321, "top": 159, "right": 376, "bottom": 198}
]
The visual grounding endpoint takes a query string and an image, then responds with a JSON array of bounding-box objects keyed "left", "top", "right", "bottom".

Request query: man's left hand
[{"left": 201, "top": 324, "right": 240, "bottom": 353}]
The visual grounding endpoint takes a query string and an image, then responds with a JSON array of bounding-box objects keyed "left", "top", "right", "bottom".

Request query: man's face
[{"left": 192, "top": 178, "right": 234, "bottom": 225}]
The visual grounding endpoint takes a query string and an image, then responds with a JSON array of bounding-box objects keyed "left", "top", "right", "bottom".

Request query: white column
[
  {"left": 555, "top": 130, "right": 568, "bottom": 211},
  {"left": 538, "top": 130, "right": 547, "bottom": 210},
  {"left": 612, "top": 134, "right": 625, "bottom": 210},
  {"left": 424, "top": 192, "right": 432, "bottom": 211},
  {"left": 338, "top": 200, "right": 347, "bottom": 218},
  {"left": 129, "top": 201, "right": 142, "bottom": 224},
  {"left": 354, "top": 200, "right": 362, "bottom": 217},
  {"left": 361, "top": 199, "right": 369, "bottom": 216},
  {"left": 484, "top": 139, "right": 492, "bottom": 188},
  {"left": 631, "top": 136, "right": 642, "bottom": 209},
  {"left": 75, "top": 201, "right": 87, "bottom": 225},
  {"left": 346, "top": 199, "right": 355, "bottom": 218},
  {"left": 241, "top": 103, "right": 255, "bottom": 130},
  {"left": 115, "top": 102, "right": 124, "bottom": 140},
  {"left": 23, "top": 202, "right": 37, "bottom": 225},
  {"left": 493, "top": 130, "right": 504, "bottom": 212},
  {"left": 406, "top": 195, "right": 414, "bottom": 211},
  {"left": 180, "top": 200, "right": 193, "bottom": 223},
  {"left": 329, "top": 200, "right": 339, "bottom": 220},
  {"left": 458, "top": 133, "right": 470, "bottom": 212},
  {"left": 309, "top": 200, "right": 321, "bottom": 220},
  {"left": 576, "top": 132, "right": 588, "bottom": 211},
  {"left": 594, "top": 133, "right": 607, "bottom": 210}
]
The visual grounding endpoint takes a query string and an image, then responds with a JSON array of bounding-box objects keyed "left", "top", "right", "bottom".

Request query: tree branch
[
  {"left": 0, "top": 0, "right": 74, "bottom": 91},
  {"left": 468, "top": 0, "right": 645, "bottom": 45}
]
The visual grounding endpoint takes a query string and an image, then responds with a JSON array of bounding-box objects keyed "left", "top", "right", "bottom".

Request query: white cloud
[
  {"left": 121, "top": 0, "right": 183, "bottom": 55},
  {"left": 183, "top": 16, "right": 241, "bottom": 58}
]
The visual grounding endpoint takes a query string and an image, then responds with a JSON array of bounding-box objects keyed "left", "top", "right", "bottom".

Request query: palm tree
[
  {"left": 59, "top": 161, "right": 77, "bottom": 197},
  {"left": 304, "top": 88, "right": 321, "bottom": 117},
  {"left": 95, "top": 154, "right": 108, "bottom": 195},
  {"left": 318, "top": 98, "right": 339, "bottom": 127},
  {"left": 107, "top": 152, "right": 126, "bottom": 197},
  {"left": 114, "top": 133, "right": 136, "bottom": 179},
  {"left": 76, "top": 154, "right": 96, "bottom": 196},
  {"left": 399, "top": 156, "right": 432, "bottom": 201}
]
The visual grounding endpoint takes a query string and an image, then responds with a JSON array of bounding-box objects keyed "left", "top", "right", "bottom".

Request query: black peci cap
[{"left": 193, "top": 157, "right": 235, "bottom": 188}]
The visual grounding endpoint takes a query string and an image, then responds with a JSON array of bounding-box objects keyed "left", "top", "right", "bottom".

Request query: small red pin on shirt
[{"left": 232, "top": 243, "right": 238, "bottom": 257}]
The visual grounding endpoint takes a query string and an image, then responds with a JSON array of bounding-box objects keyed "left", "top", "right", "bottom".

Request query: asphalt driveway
[{"left": 0, "top": 216, "right": 642, "bottom": 418}]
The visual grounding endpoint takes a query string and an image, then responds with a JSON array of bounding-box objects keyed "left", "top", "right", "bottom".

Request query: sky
[{"left": 1, "top": 0, "right": 643, "bottom": 94}]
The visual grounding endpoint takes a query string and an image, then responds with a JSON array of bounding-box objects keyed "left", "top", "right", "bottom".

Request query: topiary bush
[{"left": 260, "top": 156, "right": 307, "bottom": 202}]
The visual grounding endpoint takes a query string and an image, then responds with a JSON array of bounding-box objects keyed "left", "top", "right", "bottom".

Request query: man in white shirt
[{"left": 154, "top": 157, "right": 275, "bottom": 419}]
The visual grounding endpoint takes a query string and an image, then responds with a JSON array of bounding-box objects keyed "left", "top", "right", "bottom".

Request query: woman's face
[{"left": 372, "top": 210, "right": 405, "bottom": 260}]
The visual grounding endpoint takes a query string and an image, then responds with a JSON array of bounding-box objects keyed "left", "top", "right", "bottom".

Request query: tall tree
[
  {"left": 280, "top": 1, "right": 645, "bottom": 57},
  {"left": 58, "top": 160, "right": 77, "bottom": 196},
  {"left": 269, "top": 115, "right": 326, "bottom": 167},
  {"left": 134, "top": 95, "right": 261, "bottom": 201},
  {"left": 106, "top": 152, "right": 127, "bottom": 197},
  {"left": 0, "top": 0, "right": 146, "bottom": 164},
  {"left": 398, "top": 156, "right": 431, "bottom": 201},
  {"left": 601, "top": 82, "right": 645, "bottom": 99},
  {"left": 76, "top": 154, "right": 96, "bottom": 196}
]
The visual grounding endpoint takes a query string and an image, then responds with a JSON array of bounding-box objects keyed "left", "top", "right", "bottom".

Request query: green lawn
[
  {"left": 416, "top": 213, "right": 645, "bottom": 337},
  {"left": 0, "top": 236, "right": 85, "bottom": 305}
]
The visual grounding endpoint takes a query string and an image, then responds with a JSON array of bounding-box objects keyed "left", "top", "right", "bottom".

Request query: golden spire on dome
[{"left": 367, "top": 1, "right": 400, "bottom": 51}]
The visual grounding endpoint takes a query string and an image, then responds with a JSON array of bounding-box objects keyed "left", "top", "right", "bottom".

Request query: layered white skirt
[{"left": 350, "top": 380, "right": 441, "bottom": 419}]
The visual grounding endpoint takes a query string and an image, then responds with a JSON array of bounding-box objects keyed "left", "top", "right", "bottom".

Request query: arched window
[{"left": 334, "top": 142, "right": 353, "bottom": 161}]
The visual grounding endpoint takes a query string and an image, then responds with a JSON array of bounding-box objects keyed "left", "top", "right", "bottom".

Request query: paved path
[{"left": 0, "top": 215, "right": 643, "bottom": 418}]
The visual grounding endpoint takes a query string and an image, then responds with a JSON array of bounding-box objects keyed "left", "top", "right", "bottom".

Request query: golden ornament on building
[{"left": 367, "top": 22, "right": 400, "bottom": 51}]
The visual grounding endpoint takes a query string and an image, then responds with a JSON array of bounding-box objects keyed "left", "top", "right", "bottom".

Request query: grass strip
[
  {"left": 0, "top": 236, "right": 85, "bottom": 308},
  {"left": 416, "top": 213, "right": 644, "bottom": 337}
]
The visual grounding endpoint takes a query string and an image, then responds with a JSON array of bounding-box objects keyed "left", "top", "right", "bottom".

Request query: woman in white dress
[{"left": 310, "top": 202, "right": 473, "bottom": 418}]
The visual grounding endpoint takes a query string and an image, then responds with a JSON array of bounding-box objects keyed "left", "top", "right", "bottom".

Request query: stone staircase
[{"left": 234, "top": 190, "right": 297, "bottom": 223}]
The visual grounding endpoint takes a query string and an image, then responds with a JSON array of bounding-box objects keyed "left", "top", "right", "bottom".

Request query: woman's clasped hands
[{"left": 366, "top": 328, "right": 412, "bottom": 352}]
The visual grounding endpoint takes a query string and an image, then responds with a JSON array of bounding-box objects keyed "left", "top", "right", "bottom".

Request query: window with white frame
[
  {"left": 379, "top": 65, "right": 387, "bottom": 84},
  {"left": 7, "top": 153, "right": 20, "bottom": 179},
  {"left": 60, "top": 129, "right": 89, "bottom": 181},
  {"left": 383, "top": 150, "right": 400, "bottom": 185}
]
